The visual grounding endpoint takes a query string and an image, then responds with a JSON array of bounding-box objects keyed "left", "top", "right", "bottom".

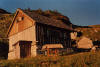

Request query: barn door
[{"left": 20, "top": 41, "right": 31, "bottom": 58}]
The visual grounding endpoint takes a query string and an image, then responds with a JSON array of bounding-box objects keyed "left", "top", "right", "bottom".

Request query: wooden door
[{"left": 20, "top": 42, "right": 31, "bottom": 58}]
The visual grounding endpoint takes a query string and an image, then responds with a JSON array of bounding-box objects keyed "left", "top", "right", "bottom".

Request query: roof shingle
[{"left": 23, "top": 10, "right": 73, "bottom": 30}]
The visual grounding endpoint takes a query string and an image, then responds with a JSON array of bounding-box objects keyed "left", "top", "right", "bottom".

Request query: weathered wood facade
[
  {"left": 7, "top": 8, "right": 72, "bottom": 59},
  {"left": 36, "top": 23, "right": 71, "bottom": 50}
]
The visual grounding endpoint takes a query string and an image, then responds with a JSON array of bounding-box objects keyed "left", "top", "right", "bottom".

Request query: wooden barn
[{"left": 7, "top": 8, "right": 73, "bottom": 59}]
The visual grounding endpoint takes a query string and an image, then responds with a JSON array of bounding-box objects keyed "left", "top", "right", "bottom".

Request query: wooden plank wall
[{"left": 36, "top": 23, "right": 71, "bottom": 49}]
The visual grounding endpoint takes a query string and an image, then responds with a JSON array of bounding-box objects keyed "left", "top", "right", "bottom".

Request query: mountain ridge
[{"left": 0, "top": 8, "right": 10, "bottom": 14}]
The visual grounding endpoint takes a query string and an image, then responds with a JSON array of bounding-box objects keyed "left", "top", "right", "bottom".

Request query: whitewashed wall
[{"left": 8, "top": 25, "right": 37, "bottom": 59}]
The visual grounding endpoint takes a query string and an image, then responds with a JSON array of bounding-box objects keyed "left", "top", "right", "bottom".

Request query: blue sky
[{"left": 0, "top": 0, "right": 100, "bottom": 26}]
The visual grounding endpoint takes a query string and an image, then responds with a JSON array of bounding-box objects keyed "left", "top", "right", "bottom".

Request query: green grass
[{"left": 0, "top": 51, "right": 100, "bottom": 67}]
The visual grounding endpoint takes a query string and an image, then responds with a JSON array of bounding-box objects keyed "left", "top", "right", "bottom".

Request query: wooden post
[
  {"left": 55, "top": 49, "right": 57, "bottom": 56},
  {"left": 55, "top": 49, "right": 58, "bottom": 56},
  {"left": 47, "top": 48, "right": 50, "bottom": 56}
]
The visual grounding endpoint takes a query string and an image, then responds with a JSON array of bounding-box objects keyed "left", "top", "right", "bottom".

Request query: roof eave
[{"left": 7, "top": 9, "right": 19, "bottom": 37}]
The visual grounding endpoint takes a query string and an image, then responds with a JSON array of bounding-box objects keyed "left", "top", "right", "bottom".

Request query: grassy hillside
[
  {"left": 0, "top": 8, "right": 10, "bottom": 14},
  {"left": 0, "top": 9, "right": 13, "bottom": 59},
  {"left": 89, "top": 25, "right": 100, "bottom": 28},
  {"left": 75, "top": 25, "right": 100, "bottom": 41},
  {"left": 0, "top": 51, "right": 100, "bottom": 67},
  {"left": 24, "top": 8, "right": 72, "bottom": 25},
  {"left": 0, "top": 14, "right": 13, "bottom": 59},
  {"left": 0, "top": 14, "right": 13, "bottom": 38}
]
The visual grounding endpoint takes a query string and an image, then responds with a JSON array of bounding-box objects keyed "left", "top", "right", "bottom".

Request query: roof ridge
[
  {"left": 21, "top": 9, "right": 72, "bottom": 30},
  {"left": 23, "top": 9, "right": 63, "bottom": 22}
]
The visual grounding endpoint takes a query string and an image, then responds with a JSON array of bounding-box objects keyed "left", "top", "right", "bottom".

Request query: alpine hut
[{"left": 7, "top": 8, "right": 73, "bottom": 59}]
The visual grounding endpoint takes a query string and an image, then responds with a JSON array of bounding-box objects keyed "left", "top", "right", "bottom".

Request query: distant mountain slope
[
  {"left": 0, "top": 14, "right": 13, "bottom": 38},
  {"left": 75, "top": 25, "right": 100, "bottom": 41},
  {"left": 89, "top": 25, "right": 100, "bottom": 28},
  {"left": 0, "top": 9, "right": 13, "bottom": 38},
  {"left": 0, "top": 8, "right": 10, "bottom": 14},
  {"left": 24, "top": 9, "right": 72, "bottom": 26}
]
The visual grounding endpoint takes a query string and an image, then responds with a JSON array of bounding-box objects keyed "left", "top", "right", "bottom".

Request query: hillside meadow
[{"left": 0, "top": 51, "right": 100, "bottom": 67}]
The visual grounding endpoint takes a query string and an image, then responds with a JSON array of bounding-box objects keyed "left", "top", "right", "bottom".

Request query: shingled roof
[{"left": 23, "top": 10, "right": 73, "bottom": 30}]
